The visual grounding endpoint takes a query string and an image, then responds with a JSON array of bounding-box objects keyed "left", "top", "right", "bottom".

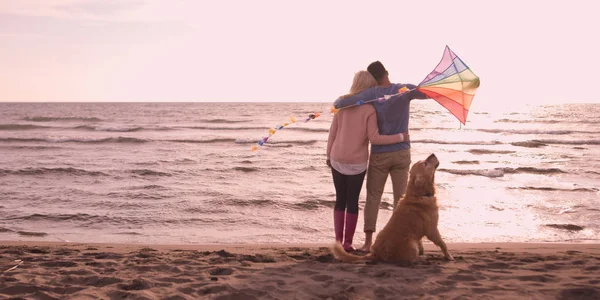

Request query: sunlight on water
[{"left": 0, "top": 102, "right": 599, "bottom": 244}]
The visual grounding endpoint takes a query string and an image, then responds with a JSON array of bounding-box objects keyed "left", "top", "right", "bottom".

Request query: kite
[
  {"left": 417, "top": 45, "right": 480, "bottom": 125},
  {"left": 329, "top": 46, "right": 480, "bottom": 124},
  {"left": 250, "top": 45, "right": 479, "bottom": 151}
]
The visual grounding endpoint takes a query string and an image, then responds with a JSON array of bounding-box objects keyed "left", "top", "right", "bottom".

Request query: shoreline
[
  {"left": 3, "top": 240, "right": 600, "bottom": 250},
  {"left": 2, "top": 241, "right": 600, "bottom": 299}
]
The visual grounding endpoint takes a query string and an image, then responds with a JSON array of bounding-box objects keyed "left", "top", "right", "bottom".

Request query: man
[{"left": 333, "top": 61, "right": 429, "bottom": 251}]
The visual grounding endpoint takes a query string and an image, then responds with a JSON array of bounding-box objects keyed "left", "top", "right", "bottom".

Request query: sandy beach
[{"left": 1, "top": 241, "right": 599, "bottom": 299}]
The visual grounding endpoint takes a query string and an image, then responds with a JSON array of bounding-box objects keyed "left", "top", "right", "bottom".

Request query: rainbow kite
[
  {"left": 329, "top": 46, "right": 480, "bottom": 124},
  {"left": 417, "top": 46, "right": 480, "bottom": 125},
  {"left": 250, "top": 46, "right": 479, "bottom": 151}
]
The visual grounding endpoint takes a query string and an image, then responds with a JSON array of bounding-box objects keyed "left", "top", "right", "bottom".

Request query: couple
[{"left": 326, "top": 61, "right": 429, "bottom": 252}]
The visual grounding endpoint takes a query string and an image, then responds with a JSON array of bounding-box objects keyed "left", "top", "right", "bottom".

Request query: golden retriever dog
[{"left": 332, "top": 153, "right": 454, "bottom": 263}]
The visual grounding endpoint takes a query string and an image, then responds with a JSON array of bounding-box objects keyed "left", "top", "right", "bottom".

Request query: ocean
[{"left": 0, "top": 102, "right": 599, "bottom": 245}]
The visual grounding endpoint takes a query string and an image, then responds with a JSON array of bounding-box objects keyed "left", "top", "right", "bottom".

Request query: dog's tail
[{"left": 331, "top": 242, "right": 374, "bottom": 263}]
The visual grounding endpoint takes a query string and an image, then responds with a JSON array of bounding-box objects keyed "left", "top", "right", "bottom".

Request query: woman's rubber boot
[{"left": 343, "top": 213, "right": 358, "bottom": 251}]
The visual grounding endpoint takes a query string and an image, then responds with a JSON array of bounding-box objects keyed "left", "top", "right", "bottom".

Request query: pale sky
[{"left": 1, "top": 0, "right": 599, "bottom": 108}]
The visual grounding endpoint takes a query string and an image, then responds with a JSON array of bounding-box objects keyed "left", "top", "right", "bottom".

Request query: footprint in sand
[
  {"left": 310, "top": 274, "right": 333, "bottom": 281},
  {"left": 39, "top": 261, "right": 78, "bottom": 268},
  {"left": 210, "top": 267, "right": 234, "bottom": 276},
  {"left": 584, "top": 265, "right": 600, "bottom": 271},
  {"left": 516, "top": 275, "right": 557, "bottom": 283},
  {"left": 118, "top": 278, "right": 153, "bottom": 291},
  {"left": 447, "top": 274, "right": 480, "bottom": 281},
  {"left": 558, "top": 287, "right": 600, "bottom": 300}
]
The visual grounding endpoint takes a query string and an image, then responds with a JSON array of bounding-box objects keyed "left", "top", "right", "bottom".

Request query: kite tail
[{"left": 251, "top": 86, "right": 413, "bottom": 152}]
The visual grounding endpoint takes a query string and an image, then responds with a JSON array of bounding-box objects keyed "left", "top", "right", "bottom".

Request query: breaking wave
[
  {"left": 467, "top": 149, "right": 516, "bottom": 155},
  {"left": 438, "top": 168, "right": 505, "bottom": 178},
  {"left": 509, "top": 186, "right": 599, "bottom": 192},
  {"left": 439, "top": 167, "right": 567, "bottom": 178},
  {"left": 501, "top": 167, "right": 567, "bottom": 175}
]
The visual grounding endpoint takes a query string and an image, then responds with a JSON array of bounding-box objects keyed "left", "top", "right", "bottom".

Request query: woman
[{"left": 326, "top": 71, "right": 409, "bottom": 251}]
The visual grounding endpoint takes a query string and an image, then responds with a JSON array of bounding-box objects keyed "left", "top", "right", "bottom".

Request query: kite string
[{"left": 251, "top": 87, "right": 414, "bottom": 151}]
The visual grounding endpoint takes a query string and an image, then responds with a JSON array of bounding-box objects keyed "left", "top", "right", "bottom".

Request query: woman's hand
[{"left": 400, "top": 132, "right": 410, "bottom": 142}]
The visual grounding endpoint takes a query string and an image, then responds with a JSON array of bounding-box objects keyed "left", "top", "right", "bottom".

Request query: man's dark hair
[{"left": 367, "top": 61, "right": 388, "bottom": 81}]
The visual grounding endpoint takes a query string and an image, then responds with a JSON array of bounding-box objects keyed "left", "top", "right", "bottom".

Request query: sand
[{"left": 1, "top": 241, "right": 599, "bottom": 300}]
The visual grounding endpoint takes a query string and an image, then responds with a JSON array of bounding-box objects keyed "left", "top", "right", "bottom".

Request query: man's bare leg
[
  {"left": 360, "top": 154, "right": 390, "bottom": 252},
  {"left": 360, "top": 231, "right": 374, "bottom": 252},
  {"left": 418, "top": 239, "right": 424, "bottom": 256}
]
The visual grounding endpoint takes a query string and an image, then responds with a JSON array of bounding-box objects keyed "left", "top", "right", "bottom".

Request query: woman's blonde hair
[{"left": 340, "top": 70, "right": 378, "bottom": 99}]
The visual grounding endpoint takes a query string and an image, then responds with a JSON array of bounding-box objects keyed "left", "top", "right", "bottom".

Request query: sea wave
[
  {"left": 286, "top": 127, "right": 330, "bottom": 133},
  {"left": 0, "top": 124, "right": 51, "bottom": 130},
  {"left": 0, "top": 136, "right": 317, "bottom": 145},
  {"left": 511, "top": 141, "right": 548, "bottom": 148},
  {"left": 234, "top": 138, "right": 321, "bottom": 146},
  {"left": 413, "top": 139, "right": 503, "bottom": 145},
  {"left": 438, "top": 166, "right": 567, "bottom": 178},
  {"left": 476, "top": 128, "right": 593, "bottom": 135},
  {"left": 501, "top": 167, "right": 567, "bottom": 175},
  {"left": 7, "top": 213, "right": 104, "bottom": 222},
  {"left": 467, "top": 149, "right": 516, "bottom": 155},
  {"left": 452, "top": 160, "right": 480, "bottom": 165},
  {"left": 0, "top": 167, "right": 108, "bottom": 176},
  {"left": 199, "top": 119, "right": 249, "bottom": 124},
  {"left": 233, "top": 167, "right": 260, "bottom": 173},
  {"left": 0, "top": 145, "right": 63, "bottom": 150},
  {"left": 495, "top": 118, "right": 600, "bottom": 124},
  {"left": 531, "top": 139, "right": 600, "bottom": 146},
  {"left": 0, "top": 123, "right": 175, "bottom": 132},
  {"left": 290, "top": 199, "right": 337, "bottom": 210},
  {"left": 510, "top": 139, "right": 600, "bottom": 147},
  {"left": 509, "top": 186, "right": 599, "bottom": 192},
  {"left": 23, "top": 116, "right": 103, "bottom": 122},
  {"left": 4, "top": 213, "right": 144, "bottom": 226},
  {"left": 177, "top": 126, "right": 268, "bottom": 131},
  {"left": 0, "top": 137, "right": 147, "bottom": 144},
  {"left": 73, "top": 125, "right": 146, "bottom": 132},
  {"left": 171, "top": 138, "right": 238, "bottom": 144},
  {"left": 106, "top": 191, "right": 170, "bottom": 200},
  {"left": 129, "top": 169, "right": 172, "bottom": 177},
  {"left": 438, "top": 168, "right": 505, "bottom": 178}
]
